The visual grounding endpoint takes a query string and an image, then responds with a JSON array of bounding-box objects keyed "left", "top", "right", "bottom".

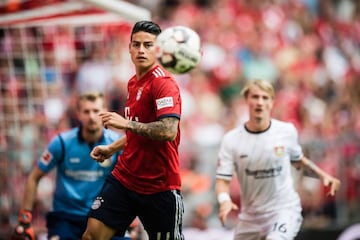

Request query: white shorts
[{"left": 233, "top": 208, "right": 303, "bottom": 240}]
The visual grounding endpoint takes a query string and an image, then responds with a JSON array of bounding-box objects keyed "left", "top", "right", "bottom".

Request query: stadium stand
[{"left": 1, "top": 0, "right": 359, "bottom": 239}]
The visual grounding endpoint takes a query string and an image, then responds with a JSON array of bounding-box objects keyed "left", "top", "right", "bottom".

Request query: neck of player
[
  {"left": 246, "top": 117, "right": 271, "bottom": 132},
  {"left": 82, "top": 129, "right": 103, "bottom": 144}
]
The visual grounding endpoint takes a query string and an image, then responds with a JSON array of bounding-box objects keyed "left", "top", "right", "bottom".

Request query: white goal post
[
  {"left": 0, "top": 0, "right": 151, "bottom": 26},
  {"left": 81, "top": 0, "right": 151, "bottom": 22}
]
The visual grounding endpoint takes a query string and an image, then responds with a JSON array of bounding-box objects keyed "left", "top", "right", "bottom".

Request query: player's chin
[
  {"left": 138, "top": 59, "right": 156, "bottom": 67},
  {"left": 254, "top": 114, "right": 265, "bottom": 122}
]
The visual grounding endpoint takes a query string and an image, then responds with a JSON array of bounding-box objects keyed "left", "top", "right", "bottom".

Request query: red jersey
[{"left": 112, "top": 65, "right": 182, "bottom": 194}]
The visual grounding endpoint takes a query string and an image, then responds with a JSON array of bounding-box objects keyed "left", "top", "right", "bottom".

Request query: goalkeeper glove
[{"left": 11, "top": 209, "right": 35, "bottom": 240}]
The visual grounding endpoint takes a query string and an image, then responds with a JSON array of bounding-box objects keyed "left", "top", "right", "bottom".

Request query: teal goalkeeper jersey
[{"left": 37, "top": 127, "right": 121, "bottom": 216}]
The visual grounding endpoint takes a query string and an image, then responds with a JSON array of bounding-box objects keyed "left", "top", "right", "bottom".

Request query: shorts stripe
[
  {"left": 172, "top": 190, "right": 184, "bottom": 240},
  {"left": 156, "top": 232, "right": 170, "bottom": 240}
]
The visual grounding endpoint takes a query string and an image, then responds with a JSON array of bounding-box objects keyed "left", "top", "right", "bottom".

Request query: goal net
[{"left": 0, "top": 0, "right": 150, "bottom": 237}]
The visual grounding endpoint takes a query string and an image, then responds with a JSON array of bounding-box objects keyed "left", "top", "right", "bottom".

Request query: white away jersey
[{"left": 216, "top": 119, "right": 303, "bottom": 219}]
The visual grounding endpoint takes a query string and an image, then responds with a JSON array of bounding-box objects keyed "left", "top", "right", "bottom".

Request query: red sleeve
[{"left": 152, "top": 76, "right": 181, "bottom": 119}]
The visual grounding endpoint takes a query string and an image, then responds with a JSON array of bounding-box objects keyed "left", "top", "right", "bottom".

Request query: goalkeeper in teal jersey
[{"left": 11, "top": 92, "right": 130, "bottom": 240}]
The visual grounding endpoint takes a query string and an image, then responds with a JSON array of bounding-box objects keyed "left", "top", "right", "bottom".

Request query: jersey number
[{"left": 272, "top": 222, "right": 287, "bottom": 233}]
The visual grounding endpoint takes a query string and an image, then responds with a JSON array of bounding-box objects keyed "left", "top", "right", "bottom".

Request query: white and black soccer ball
[{"left": 156, "top": 26, "right": 202, "bottom": 74}]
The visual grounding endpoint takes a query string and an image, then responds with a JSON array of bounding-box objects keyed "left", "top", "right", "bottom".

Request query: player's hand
[
  {"left": 218, "top": 200, "right": 238, "bottom": 226},
  {"left": 11, "top": 210, "right": 35, "bottom": 240},
  {"left": 90, "top": 145, "right": 113, "bottom": 162},
  {"left": 99, "top": 112, "right": 129, "bottom": 130},
  {"left": 323, "top": 174, "right": 341, "bottom": 196}
]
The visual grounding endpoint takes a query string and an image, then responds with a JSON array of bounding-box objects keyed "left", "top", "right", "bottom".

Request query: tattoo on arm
[{"left": 127, "top": 117, "right": 179, "bottom": 141}]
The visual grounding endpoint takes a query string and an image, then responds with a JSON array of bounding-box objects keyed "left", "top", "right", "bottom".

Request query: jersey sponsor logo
[
  {"left": 40, "top": 149, "right": 53, "bottom": 166},
  {"left": 274, "top": 146, "right": 285, "bottom": 157},
  {"left": 136, "top": 87, "right": 143, "bottom": 101},
  {"left": 156, "top": 96, "right": 174, "bottom": 110},
  {"left": 91, "top": 196, "right": 104, "bottom": 210},
  {"left": 65, "top": 170, "right": 104, "bottom": 181},
  {"left": 69, "top": 158, "right": 80, "bottom": 163},
  {"left": 245, "top": 166, "right": 282, "bottom": 179}
]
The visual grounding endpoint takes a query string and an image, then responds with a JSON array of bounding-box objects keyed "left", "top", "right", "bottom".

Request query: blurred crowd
[{"left": 1, "top": 0, "right": 360, "bottom": 238}]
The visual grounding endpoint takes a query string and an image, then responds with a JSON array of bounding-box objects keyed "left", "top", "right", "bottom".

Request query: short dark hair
[{"left": 131, "top": 20, "right": 161, "bottom": 40}]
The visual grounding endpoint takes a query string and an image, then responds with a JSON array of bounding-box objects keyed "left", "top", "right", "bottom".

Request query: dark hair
[{"left": 131, "top": 20, "right": 161, "bottom": 40}]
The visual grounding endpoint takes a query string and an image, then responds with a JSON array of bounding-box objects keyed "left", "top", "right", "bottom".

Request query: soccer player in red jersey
[{"left": 82, "top": 21, "right": 184, "bottom": 240}]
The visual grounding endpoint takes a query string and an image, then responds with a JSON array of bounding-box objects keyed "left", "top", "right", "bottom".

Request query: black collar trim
[{"left": 244, "top": 121, "right": 272, "bottom": 134}]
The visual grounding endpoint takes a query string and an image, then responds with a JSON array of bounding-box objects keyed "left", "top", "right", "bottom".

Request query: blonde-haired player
[{"left": 215, "top": 79, "right": 340, "bottom": 240}]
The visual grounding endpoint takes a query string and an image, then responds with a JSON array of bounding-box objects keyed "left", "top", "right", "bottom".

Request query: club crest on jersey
[
  {"left": 136, "top": 87, "right": 143, "bottom": 101},
  {"left": 274, "top": 146, "right": 285, "bottom": 157},
  {"left": 91, "top": 196, "right": 104, "bottom": 210},
  {"left": 40, "top": 149, "right": 53, "bottom": 165}
]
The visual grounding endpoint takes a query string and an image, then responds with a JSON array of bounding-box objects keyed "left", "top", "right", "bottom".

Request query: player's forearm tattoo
[{"left": 127, "top": 117, "right": 179, "bottom": 141}]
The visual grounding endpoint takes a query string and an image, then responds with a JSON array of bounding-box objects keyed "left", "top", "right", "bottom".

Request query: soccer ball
[{"left": 156, "top": 26, "right": 202, "bottom": 74}]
